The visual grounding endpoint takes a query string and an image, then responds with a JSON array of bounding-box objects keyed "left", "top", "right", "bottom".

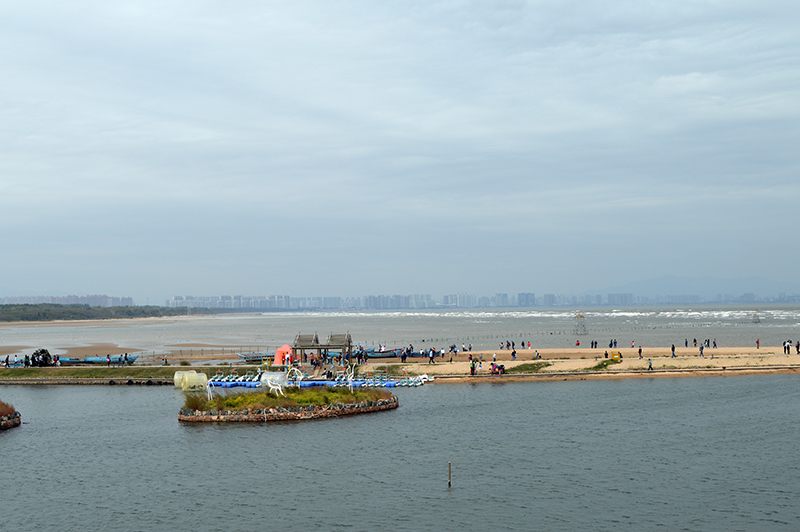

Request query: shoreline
[{"left": 1, "top": 350, "right": 799, "bottom": 384}]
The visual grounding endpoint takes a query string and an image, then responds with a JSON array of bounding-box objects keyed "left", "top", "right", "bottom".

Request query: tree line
[{"left": 0, "top": 304, "right": 289, "bottom": 322}]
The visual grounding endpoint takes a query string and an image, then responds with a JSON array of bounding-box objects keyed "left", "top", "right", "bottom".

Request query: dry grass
[{"left": 0, "top": 400, "right": 16, "bottom": 417}]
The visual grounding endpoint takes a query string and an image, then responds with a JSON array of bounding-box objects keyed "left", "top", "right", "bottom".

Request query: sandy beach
[
  {"left": 59, "top": 343, "right": 800, "bottom": 382},
  {"left": 385, "top": 347, "right": 800, "bottom": 381}
]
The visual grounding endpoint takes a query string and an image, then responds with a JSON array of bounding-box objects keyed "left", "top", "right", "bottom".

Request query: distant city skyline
[
  {"left": 162, "top": 290, "right": 800, "bottom": 309},
  {"left": 8, "top": 289, "right": 798, "bottom": 309},
  {"left": 4, "top": 274, "right": 800, "bottom": 310}
]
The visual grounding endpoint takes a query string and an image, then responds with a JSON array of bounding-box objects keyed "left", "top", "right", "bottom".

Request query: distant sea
[{"left": 0, "top": 304, "right": 797, "bottom": 357}]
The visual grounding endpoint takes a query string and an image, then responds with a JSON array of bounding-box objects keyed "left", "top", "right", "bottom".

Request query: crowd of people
[{"left": 3, "top": 349, "right": 59, "bottom": 368}]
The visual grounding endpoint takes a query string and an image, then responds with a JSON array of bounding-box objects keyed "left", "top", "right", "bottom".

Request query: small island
[
  {"left": 179, "top": 386, "right": 398, "bottom": 423},
  {"left": 0, "top": 400, "right": 21, "bottom": 430}
]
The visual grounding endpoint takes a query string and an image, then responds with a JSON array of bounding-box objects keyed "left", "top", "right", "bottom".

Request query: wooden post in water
[{"left": 448, "top": 462, "right": 451, "bottom": 488}]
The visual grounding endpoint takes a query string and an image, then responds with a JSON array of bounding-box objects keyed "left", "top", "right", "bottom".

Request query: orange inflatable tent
[{"left": 274, "top": 344, "right": 293, "bottom": 365}]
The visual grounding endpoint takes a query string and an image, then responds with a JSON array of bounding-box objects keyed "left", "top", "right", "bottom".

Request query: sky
[{"left": 1, "top": 1, "right": 799, "bottom": 304}]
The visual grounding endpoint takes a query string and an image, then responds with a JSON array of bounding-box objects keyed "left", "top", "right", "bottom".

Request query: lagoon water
[{"left": 3, "top": 375, "right": 800, "bottom": 531}]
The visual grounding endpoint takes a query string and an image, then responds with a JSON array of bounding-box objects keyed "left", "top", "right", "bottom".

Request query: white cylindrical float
[
  {"left": 181, "top": 372, "right": 208, "bottom": 391},
  {"left": 173, "top": 370, "right": 196, "bottom": 388}
]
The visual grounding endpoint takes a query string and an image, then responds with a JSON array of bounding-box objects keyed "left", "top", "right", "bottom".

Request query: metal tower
[{"left": 574, "top": 314, "right": 587, "bottom": 335}]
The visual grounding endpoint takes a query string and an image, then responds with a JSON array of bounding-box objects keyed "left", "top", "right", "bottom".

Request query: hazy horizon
[{"left": 2, "top": 2, "right": 798, "bottom": 305}]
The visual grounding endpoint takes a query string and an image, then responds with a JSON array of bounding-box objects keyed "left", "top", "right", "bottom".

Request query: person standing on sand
[
  {"left": 699, "top": 345, "right": 704, "bottom": 357},
  {"left": 757, "top": 339, "right": 760, "bottom": 349},
  {"left": 638, "top": 347, "right": 643, "bottom": 359},
  {"left": 107, "top": 354, "right": 111, "bottom": 367}
]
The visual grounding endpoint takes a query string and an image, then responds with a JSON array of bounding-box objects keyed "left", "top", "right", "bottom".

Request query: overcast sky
[{"left": 1, "top": 1, "right": 798, "bottom": 304}]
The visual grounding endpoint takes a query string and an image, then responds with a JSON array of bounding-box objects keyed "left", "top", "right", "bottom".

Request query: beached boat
[
  {"left": 67, "top": 354, "right": 139, "bottom": 365},
  {"left": 363, "top": 347, "right": 403, "bottom": 358}
]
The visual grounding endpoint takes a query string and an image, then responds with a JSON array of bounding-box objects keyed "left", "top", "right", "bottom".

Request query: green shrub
[
  {"left": 505, "top": 362, "right": 549, "bottom": 374},
  {"left": 586, "top": 359, "right": 622, "bottom": 371}
]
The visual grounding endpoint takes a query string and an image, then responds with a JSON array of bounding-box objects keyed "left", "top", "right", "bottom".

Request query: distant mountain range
[{"left": 595, "top": 276, "right": 800, "bottom": 299}]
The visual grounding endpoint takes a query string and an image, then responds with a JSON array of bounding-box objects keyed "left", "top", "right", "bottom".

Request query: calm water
[
  {"left": 2, "top": 375, "right": 800, "bottom": 531},
  {"left": 1, "top": 304, "right": 799, "bottom": 357}
]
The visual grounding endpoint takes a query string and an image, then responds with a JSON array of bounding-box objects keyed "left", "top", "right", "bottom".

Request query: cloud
[{"left": 1, "top": 1, "right": 798, "bottom": 301}]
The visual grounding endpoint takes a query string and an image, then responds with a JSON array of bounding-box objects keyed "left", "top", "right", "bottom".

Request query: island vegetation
[{"left": 184, "top": 386, "right": 393, "bottom": 412}]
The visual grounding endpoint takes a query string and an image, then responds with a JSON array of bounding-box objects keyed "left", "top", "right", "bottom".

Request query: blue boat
[{"left": 74, "top": 355, "right": 139, "bottom": 365}]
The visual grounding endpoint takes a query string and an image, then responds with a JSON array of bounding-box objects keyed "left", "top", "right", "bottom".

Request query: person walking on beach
[
  {"left": 671, "top": 344, "right": 676, "bottom": 358},
  {"left": 699, "top": 345, "right": 704, "bottom": 357},
  {"left": 757, "top": 339, "right": 760, "bottom": 349},
  {"left": 638, "top": 347, "right": 642, "bottom": 359},
  {"left": 648, "top": 359, "right": 653, "bottom": 371},
  {"left": 107, "top": 354, "right": 111, "bottom": 367}
]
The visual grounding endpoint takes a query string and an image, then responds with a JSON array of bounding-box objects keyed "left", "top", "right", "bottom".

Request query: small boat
[
  {"left": 74, "top": 355, "right": 139, "bottom": 365},
  {"left": 237, "top": 352, "right": 274, "bottom": 364},
  {"left": 363, "top": 347, "right": 403, "bottom": 358}
]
